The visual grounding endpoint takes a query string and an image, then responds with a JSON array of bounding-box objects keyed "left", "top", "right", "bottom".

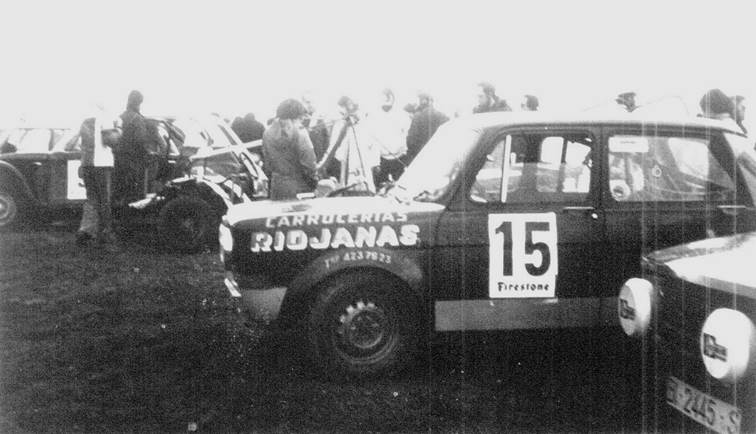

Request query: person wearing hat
[
  {"left": 615, "top": 91, "right": 637, "bottom": 112},
  {"left": 405, "top": 91, "right": 449, "bottom": 166},
  {"left": 262, "top": 98, "right": 318, "bottom": 200}
]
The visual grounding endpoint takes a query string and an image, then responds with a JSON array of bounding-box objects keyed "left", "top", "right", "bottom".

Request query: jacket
[
  {"left": 406, "top": 106, "right": 449, "bottom": 163},
  {"left": 262, "top": 120, "right": 318, "bottom": 200}
]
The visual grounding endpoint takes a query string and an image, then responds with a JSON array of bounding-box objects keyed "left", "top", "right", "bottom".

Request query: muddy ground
[{"left": 0, "top": 222, "right": 645, "bottom": 433}]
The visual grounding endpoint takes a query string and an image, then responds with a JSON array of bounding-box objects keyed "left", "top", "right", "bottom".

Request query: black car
[
  {"left": 129, "top": 139, "right": 267, "bottom": 253},
  {"left": 220, "top": 112, "right": 756, "bottom": 378},
  {"left": 618, "top": 232, "right": 756, "bottom": 434}
]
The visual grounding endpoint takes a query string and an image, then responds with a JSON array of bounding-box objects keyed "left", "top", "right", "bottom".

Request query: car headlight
[
  {"left": 219, "top": 222, "right": 233, "bottom": 262},
  {"left": 700, "top": 308, "right": 756, "bottom": 383},
  {"left": 618, "top": 278, "right": 654, "bottom": 338}
]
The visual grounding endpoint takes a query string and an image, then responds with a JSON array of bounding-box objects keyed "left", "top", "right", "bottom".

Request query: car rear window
[{"left": 607, "top": 135, "right": 735, "bottom": 202}]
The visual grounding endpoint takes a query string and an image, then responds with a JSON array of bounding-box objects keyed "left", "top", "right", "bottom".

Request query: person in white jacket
[{"left": 75, "top": 104, "right": 121, "bottom": 247}]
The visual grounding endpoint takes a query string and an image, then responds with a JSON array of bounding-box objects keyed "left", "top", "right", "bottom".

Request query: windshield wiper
[{"left": 327, "top": 181, "right": 377, "bottom": 197}]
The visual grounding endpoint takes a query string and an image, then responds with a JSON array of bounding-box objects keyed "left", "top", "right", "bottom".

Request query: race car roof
[{"left": 456, "top": 111, "right": 746, "bottom": 134}]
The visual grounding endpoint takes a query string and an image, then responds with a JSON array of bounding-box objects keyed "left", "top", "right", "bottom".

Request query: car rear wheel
[
  {"left": 157, "top": 196, "right": 215, "bottom": 253},
  {"left": 0, "top": 191, "right": 21, "bottom": 230},
  {"left": 307, "top": 270, "right": 420, "bottom": 378}
]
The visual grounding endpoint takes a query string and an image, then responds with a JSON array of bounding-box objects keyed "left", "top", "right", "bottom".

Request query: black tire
[
  {"left": 0, "top": 190, "right": 22, "bottom": 231},
  {"left": 307, "top": 270, "right": 420, "bottom": 378},
  {"left": 157, "top": 196, "right": 215, "bottom": 253}
]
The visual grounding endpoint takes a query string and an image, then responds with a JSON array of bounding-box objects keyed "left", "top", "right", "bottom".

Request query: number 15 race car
[{"left": 220, "top": 112, "right": 756, "bottom": 378}]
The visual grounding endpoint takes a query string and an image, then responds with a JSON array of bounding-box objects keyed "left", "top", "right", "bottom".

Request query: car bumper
[{"left": 224, "top": 271, "right": 287, "bottom": 323}]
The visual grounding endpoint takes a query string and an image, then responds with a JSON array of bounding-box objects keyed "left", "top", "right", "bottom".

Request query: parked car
[
  {"left": 129, "top": 139, "right": 267, "bottom": 253},
  {"left": 219, "top": 112, "right": 756, "bottom": 378},
  {"left": 0, "top": 114, "right": 256, "bottom": 233},
  {"left": 618, "top": 232, "right": 756, "bottom": 434},
  {"left": 0, "top": 125, "right": 87, "bottom": 228}
]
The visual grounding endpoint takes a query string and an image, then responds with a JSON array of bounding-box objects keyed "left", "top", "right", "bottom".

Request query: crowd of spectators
[{"left": 74, "top": 85, "right": 748, "bottom": 250}]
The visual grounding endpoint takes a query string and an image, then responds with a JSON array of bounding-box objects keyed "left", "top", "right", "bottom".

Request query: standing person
[
  {"left": 699, "top": 89, "right": 739, "bottom": 130},
  {"left": 75, "top": 107, "right": 121, "bottom": 248},
  {"left": 301, "top": 94, "right": 332, "bottom": 165},
  {"left": 262, "top": 99, "right": 318, "bottom": 200},
  {"left": 114, "top": 90, "right": 149, "bottom": 208},
  {"left": 231, "top": 112, "right": 265, "bottom": 143},
  {"left": 732, "top": 95, "right": 747, "bottom": 134},
  {"left": 405, "top": 92, "right": 449, "bottom": 165},
  {"left": 521, "top": 94, "right": 540, "bottom": 111},
  {"left": 473, "top": 82, "right": 511, "bottom": 113},
  {"left": 366, "top": 89, "right": 410, "bottom": 185},
  {"left": 615, "top": 91, "right": 637, "bottom": 112}
]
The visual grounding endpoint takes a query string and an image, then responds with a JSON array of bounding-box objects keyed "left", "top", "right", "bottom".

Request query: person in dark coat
[
  {"left": 231, "top": 113, "right": 265, "bottom": 143},
  {"left": 473, "top": 82, "right": 511, "bottom": 113},
  {"left": 114, "top": 90, "right": 149, "bottom": 207},
  {"left": 405, "top": 92, "right": 449, "bottom": 165},
  {"left": 262, "top": 99, "right": 318, "bottom": 200}
]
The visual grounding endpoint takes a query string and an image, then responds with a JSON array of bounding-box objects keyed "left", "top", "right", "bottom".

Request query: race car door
[{"left": 433, "top": 127, "right": 609, "bottom": 331}]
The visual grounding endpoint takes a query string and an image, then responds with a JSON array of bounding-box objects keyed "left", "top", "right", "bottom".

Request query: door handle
[{"left": 562, "top": 206, "right": 599, "bottom": 220}]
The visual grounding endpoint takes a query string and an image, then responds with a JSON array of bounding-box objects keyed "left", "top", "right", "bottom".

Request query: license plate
[{"left": 666, "top": 376, "right": 742, "bottom": 434}]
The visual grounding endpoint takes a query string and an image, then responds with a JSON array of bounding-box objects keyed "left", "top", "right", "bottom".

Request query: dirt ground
[{"left": 0, "top": 223, "right": 646, "bottom": 433}]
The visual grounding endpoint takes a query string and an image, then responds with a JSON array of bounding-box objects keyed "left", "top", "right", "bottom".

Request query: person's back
[
  {"left": 262, "top": 99, "right": 317, "bottom": 200},
  {"left": 114, "top": 90, "right": 149, "bottom": 206},
  {"left": 232, "top": 113, "right": 265, "bottom": 143},
  {"left": 406, "top": 101, "right": 449, "bottom": 163}
]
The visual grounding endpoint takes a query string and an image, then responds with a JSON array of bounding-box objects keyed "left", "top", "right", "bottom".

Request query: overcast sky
[{"left": 1, "top": 0, "right": 754, "bottom": 125}]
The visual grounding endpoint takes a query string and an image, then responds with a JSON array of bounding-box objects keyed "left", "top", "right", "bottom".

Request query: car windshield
[
  {"left": 2, "top": 128, "right": 52, "bottom": 153},
  {"left": 393, "top": 122, "right": 482, "bottom": 202},
  {"left": 191, "top": 149, "right": 243, "bottom": 180},
  {"left": 51, "top": 129, "right": 79, "bottom": 152}
]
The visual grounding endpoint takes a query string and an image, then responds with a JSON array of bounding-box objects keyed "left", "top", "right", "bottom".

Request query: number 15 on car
[{"left": 488, "top": 213, "right": 558, "bottom": 299}]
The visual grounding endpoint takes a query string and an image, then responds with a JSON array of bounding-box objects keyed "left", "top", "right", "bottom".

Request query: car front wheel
[
  {"left": 157, "top": 196, "right": 215, "bottom": 253},
  {"left": 307, "top": 270, "right": 420, "bottom": 378}
]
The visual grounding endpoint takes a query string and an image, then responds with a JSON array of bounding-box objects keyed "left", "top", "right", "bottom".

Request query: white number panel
[
  {"left": 488, "top": 213, "right": 558, "bottom": 298},
  {"left": 66, "top": 160, "right": 87, "bottom": 200}
]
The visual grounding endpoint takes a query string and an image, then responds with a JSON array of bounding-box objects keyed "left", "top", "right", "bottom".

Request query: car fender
[
  {"left": 0, "top": 161, "right": 36, "bottom": 203},
  {"left": 162, "top": 177, "right": 229, "bottom": 212},
  {"left": 277, "top": 247, "right": 425, "bottom": 327}
]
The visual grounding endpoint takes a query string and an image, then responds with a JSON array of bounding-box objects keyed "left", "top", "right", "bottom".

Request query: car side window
[
  {"left": 10, "top": 129, "right": 52, "bottom": 153},
  {"left": 607, "top": 135, "right": 735, "bottom": 202},
  {"left": 471, "top": 132, "right": 593, "bottom": 204}
]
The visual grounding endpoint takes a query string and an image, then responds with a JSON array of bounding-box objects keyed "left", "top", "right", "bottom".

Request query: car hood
[
  {"left": 225, "top": 196, "right": 444, "bottom": 230},
  {"left": 645, "top": 232, "right": 756, "bottom": 300}
]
